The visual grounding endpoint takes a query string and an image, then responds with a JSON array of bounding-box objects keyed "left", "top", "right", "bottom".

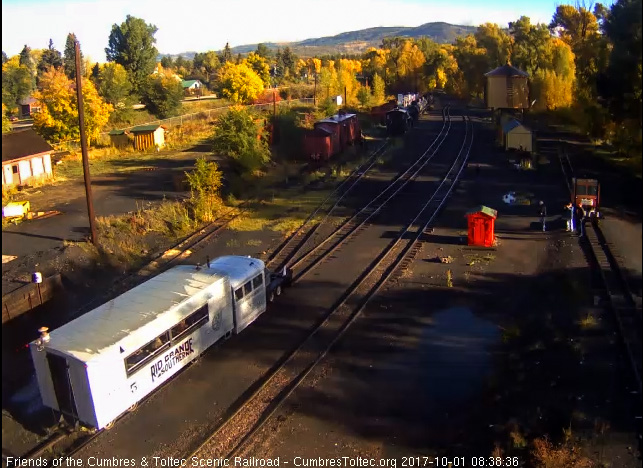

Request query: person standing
[
  {"left": 576, "top": 202, "right": 587, "bottom": 237},
  {"left": 539, "top": 201, "right": 547, "bottom": 232},
  {"left": 565, "top": 202, "right": 575, "bottom": 233}
]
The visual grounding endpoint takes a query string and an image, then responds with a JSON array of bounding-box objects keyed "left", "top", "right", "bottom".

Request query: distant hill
[{"left": 159, "top": 21, "right": 477, "bottom": 60}]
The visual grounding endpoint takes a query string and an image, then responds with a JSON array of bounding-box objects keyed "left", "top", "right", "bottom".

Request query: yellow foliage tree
[
  {"left": 244, "top": 52, "right": 271, "bottom": 86},
  {"left": 217, "top": 62, "right": 264, "bottom": 104},
  {"left": 33, "top": 67, "right": 112, "bottom": 144},
  {"left": 397, "top": 40, "right": 425, "bottom": 78}
]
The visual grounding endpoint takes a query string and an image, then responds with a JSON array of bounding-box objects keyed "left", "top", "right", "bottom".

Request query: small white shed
[{"left": 503, "top": 119, "right": 533, "bottom": 153}]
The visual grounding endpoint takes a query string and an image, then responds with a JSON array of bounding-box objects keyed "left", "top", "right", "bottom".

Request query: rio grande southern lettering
[{"left": 150, "top": 338, "right": 195, "bottom": 382}]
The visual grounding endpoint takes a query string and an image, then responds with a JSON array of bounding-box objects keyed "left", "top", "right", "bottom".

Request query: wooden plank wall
[{"left": 2, "top": 274, "right": 64, "bottom": 324}]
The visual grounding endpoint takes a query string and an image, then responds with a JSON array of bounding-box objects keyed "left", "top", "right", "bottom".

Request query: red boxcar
[
  {"left": 303, "top": 113, "right": 362, "bottom": 161},
  {"left": 303, "top": 127, "right": 333, "bottom": 160},
  {"left": 370, "top": 101, "right": 398, "bottom": 125}
]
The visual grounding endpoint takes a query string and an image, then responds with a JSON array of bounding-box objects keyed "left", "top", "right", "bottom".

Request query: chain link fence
[{"left": 53, "top": 98, "right": 315, "bottom": 151}]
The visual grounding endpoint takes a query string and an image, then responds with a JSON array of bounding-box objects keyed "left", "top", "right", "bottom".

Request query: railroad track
[
  {"left": 9, "top": 110, "right": 447, "bottom": 464},
  {"left": 286, "top": 107, "right": 453, "bottom": 283},
  {"left": 184, "top": 114, "right": 473, "bottom": 461},
  {"left": 264, "top": 108, "right": 449, "bottom": 274},
  {"left": 264, "top": 138, "right": 392, "bottom": 271},
  {"left": 557, "top": 145, "right": 642, "bottom": 404}
]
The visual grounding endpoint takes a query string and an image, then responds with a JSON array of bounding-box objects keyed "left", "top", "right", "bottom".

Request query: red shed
[{"left": 465, "top": 205, "right": 498, "bottom": 247}]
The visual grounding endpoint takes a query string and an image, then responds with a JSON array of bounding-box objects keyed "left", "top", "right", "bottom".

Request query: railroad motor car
[
  {"left": 572, "top": 177, "right": 601, "bottom": 218},
  {"left": 386, "top": 108, "right": 412, "bottom": 136},
  {"left": 30, "top": 256, "right": 289, "bottom": 430}
]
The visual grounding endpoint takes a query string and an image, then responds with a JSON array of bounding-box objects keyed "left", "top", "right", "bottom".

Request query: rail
[{"left": 184, "top": 113, "right": 472, "bottom": 461}]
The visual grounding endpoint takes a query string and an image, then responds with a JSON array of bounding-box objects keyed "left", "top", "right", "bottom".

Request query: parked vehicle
[
  {"left": 386, "top": 107, "right": 412, "bottom": 136},
  {"left": 30, "top": 256, "right": 290, "bottom": 430},
  {"left": 572, "top": 178, "right": 601, "bottom": 218}
]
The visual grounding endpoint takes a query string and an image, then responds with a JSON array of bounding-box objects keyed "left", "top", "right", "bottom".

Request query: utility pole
[
  {"left": 75, "top": 40, "right": 97, "bottom": 246},
  {"left": 344, "top": 87, "right": 347, "bottom": 109},
  {"left": 313, "top": 74, "right": 317, "bottom": 107},
  {"left": 273, "top": 90, "right": 276, "bottom": 118}
]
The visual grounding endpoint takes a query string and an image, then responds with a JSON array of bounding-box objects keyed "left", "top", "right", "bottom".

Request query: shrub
[{"left": 211, "top": 107, "right": 271, "bottom": 175}]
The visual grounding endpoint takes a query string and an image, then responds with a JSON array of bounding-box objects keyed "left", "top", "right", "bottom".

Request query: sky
[{"left": 2, "top": 0, "right": 573, "bottom": 62}]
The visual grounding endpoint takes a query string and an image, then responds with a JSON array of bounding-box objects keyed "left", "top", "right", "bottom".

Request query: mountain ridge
[{"left": 159, "top": 21, "right": 477, "bottom": 60}]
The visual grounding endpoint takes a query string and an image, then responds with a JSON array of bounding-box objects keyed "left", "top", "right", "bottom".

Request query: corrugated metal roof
[
  {"left": 484, "top": 64, "right": 529, "bottom": 77},
  {"left": 41, "top": 265, "right": 227, "bottom": 362},
  {"left": 130, "top": 124, "right": 165, "bottom": 133},
  {"left": 108, "top": 130, "right": 127, "bottom": 135},
  {"left": 181, "top": 80, "right": 201, "bottom": 88},
  {"left": 466, "top": 205, "right": 498, "bottom": 218}
]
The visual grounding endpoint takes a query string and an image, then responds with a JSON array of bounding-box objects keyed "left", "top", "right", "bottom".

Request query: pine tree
[
  {"left": 222, "top": 43, "right": 232, "bottom": 63},
  {"left": 37, "top": 39, "right": 63, "bottom": 83},
  {"left": 63, "top": 33, "right": 84, "bottom": 80}
]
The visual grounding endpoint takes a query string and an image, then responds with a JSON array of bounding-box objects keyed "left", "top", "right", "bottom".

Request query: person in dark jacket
[
  {"left": 576, "top": 203, "right": 587, "bottom": 237},
  {"left": 565, "top": 202, "right": 575, "bottom": 233},
  {"left": 538, "top": 201, "right": 547, "bottom": 232}
]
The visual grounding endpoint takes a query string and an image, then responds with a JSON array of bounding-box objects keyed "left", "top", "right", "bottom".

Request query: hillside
[{"left": 160, "top": 21, "right": 477, "bottom": 60}]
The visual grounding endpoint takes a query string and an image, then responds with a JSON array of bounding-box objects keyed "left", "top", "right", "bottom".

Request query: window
[
  {"left": 170, "top": 305, "right": 209, "bottom": 341},
  {"left": 575, "top": 185, "right": 587, "bottom": 195},
  {"left": 243, "top": 281, "right": 252, "bottom": 296},
  {"left": 252, "top": 274, "right": 263, "bottom": 289},
  {"left": 125, "top": 332, "right": 170, "bottom": 375},
  {"left": 12, "top": 165, "right": 18, "bottom": 174},
  {"left": 587, "top": 185, "right": 598, "bottom": 196},
  {"left": 235, "top": 288, "right": 244, "bottom": 301}
]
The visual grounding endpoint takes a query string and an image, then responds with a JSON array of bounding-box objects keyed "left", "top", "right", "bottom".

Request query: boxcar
[
  {"left": 572, "top": 178, "right": 601, "bottom": 217},
  {"left": 309, "top": 113, "right": 361, "bottom": 161},
  {"left": 30, "top": 256, "right": 279, "bottom": 430},
  {"left": 303, "top": 127, "right": 333, "bottom": 160}
]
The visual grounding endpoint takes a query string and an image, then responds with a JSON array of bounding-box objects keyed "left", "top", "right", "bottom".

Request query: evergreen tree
[
  {"left": 105, "top": 15, "right": 158, "bottom": 93},
  {"left": 37, "top": 39, "right": 63, "bottom": 83},
  {"left": 255, "top": 43, "right": 272, "bottom": 59},
  {"left": 222, "top": 42, "right": 232, "bottom": 63},
  {"left": 63, "top": 33, "right": 85, "bottom": 80},
  {"left": 19, "top": 45, "right": 34, "bottom": 73},
  {"left": 2, "top": 51, "right": 7, "bottom": 64}
]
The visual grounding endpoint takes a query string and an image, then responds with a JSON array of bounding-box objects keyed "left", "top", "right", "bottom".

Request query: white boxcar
[{"left": 31, "top": 256, "right": 267, "bottom": 430}]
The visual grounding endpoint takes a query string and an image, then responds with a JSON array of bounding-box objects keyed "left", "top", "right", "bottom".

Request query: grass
[{"left": 446, "top": 269, "right": 453, "bottom": 287}]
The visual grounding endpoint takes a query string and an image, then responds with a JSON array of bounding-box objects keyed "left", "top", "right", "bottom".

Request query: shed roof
[
  {"left": 484, "top": 64, "right": 529, "bottom": 78},
  {"left": 2, "top": 129, "right": 54, "bottom": 163},
  {"left": 466, "top": 205, "right": 498, "bottom": 218},
  {"left": 41, "top": 265, "right": 227, "bottom": 362},
  {"left": 108, "top": 129, "right": 128, "bottom": 136},
  {"left": 502, "top": 119, "right": 530, "bottom": 134},
  {"left": 130, "top": 124, "right": 165, "bottom": 133},
  {"left": 19, "top": 96, "right": 38, "bottom": 106},
  {"left": 181, "top": 79, "right": 201, "bottom": 88}
]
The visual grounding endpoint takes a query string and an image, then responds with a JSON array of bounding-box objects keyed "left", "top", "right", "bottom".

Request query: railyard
[{"left": 2, "top": 99, "right": 641, "bottom": 467}]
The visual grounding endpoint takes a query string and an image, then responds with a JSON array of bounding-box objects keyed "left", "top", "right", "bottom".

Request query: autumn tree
[
  {"left": 63, "top": 33, "right": 84, "bottom": 80},
  {"left": 2, "top": 56, "right": 34, "bottom": 112},
  {"left": 453, "top": 35, "right": 487, "bottom": 96},
  {"left": 211, "top": 107, "right": 270, "bottom": 174},
  {"left": 2, "top": 104, "right": 11, "bottom": 133},
  {"left": 509, "top": 16, "right": 552, "bottom": 76},
  {"left": 96, "top": 62, "right": 132, "bottom": 108},
  {"left": 160, "top": 56, "right": 174, "bottom": 69},
  {"left": 105, "top": 15, "right": 159, "bottom": 93},
  {"left": 474, "top": 23, "right": 513, "bottom": 68},
  {"left": 217, "top": 62, "right": 264, "bottom": 103},
  {"left": 140, "top": 74, "right": 183, "bottom": 118},
  {"left": 371, "top": 73, "right": 386, "bottom": 105},
  {"left": 33, "top": 67, "right": 112, "bottom": 144},
  {"left": 245, "top": 52, "right": 271, "bottom": 86}
]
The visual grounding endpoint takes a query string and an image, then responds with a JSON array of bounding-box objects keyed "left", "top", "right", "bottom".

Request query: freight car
[
  {"left": 30, "top": 256, "right": 290, "bottom": 430},
  {"left": 370, "top": 100, "right": 398, "bottom": 125},
  {"left": 303, "top": 112, "right": 362, "bottom": 160}
]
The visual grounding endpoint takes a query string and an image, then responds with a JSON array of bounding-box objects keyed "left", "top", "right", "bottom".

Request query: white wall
[{"left": 18, "top": 160, "right": 32, "bottom": 184}]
